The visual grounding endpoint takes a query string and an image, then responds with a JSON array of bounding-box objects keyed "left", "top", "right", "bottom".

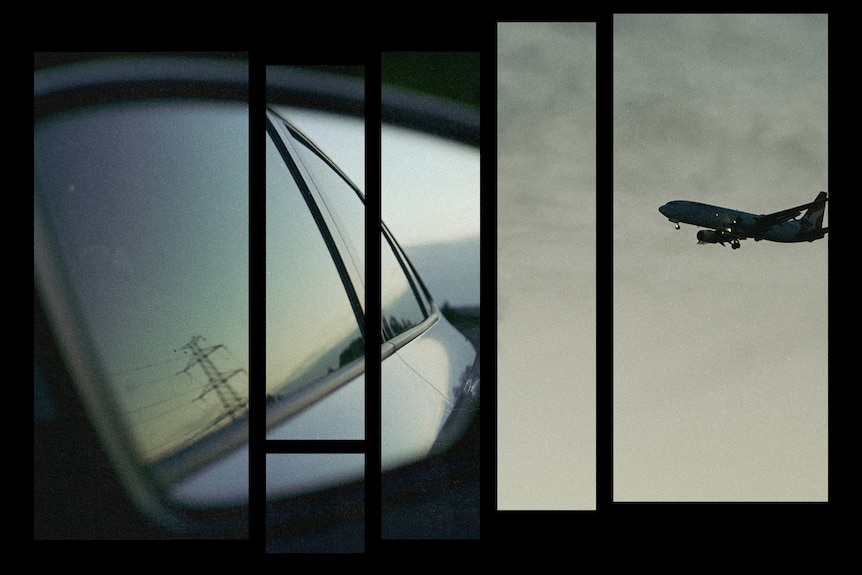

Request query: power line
[{"left": 176, "top": 335, "right": 248, "bottom": 425}]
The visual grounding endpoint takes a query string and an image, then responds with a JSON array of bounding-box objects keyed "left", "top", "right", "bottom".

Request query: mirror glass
[{"left": 34, "top": 101, "right": 249, "bottom": 474}]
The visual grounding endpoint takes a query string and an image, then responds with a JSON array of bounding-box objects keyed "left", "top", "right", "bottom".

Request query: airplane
[{"left": 658, "top": 191, "right": 828, "bottom": 250}]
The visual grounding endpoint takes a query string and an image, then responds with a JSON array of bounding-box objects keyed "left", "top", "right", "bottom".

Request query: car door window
[
  {"left": 381, "top": 230, "right": 428, "bottom": 339},
  {"left": 282, "top": 119, "right": 365, "bottom": 299},
  {"left": 265, "top": 131, "right": 363, "bottom": 404}
]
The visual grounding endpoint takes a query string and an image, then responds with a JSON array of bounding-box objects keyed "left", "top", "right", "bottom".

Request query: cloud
[{"left": 614, "top": 14, "right": 827, "bottom": 208}]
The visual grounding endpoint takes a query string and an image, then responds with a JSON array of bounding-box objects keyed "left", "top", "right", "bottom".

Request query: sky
[
  {"left": 613, "top": 14, "right": 828, "bottom": 501},
  {"left": 497, "top": 22, "right": 597, "bottom": 510}
]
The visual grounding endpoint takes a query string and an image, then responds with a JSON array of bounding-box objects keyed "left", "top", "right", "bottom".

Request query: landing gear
[
  {"left": 674, "top": 223, "right": 680, "bottom": 230},
  {"left": 731, "top": 239, "right": 741, "bottom": 250}
]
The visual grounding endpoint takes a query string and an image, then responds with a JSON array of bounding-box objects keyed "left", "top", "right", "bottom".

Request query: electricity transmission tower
[{"left": 177, "top": 335, "right": 247, "bottom": 428}]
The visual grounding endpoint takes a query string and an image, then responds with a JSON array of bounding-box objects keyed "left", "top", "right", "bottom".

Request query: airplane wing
[{"left": 754, "top": 192, "right": 828, "bottom": 229}]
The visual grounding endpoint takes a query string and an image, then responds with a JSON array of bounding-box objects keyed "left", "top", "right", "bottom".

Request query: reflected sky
[
  {"left": 34, "top": 101, "right": 249, "bottom": 462},
  {"left": 382, "top": 125, "right": 481, "bottom": 248}
]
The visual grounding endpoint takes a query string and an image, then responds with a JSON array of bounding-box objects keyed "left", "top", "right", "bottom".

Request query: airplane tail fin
[
  {"left": 800, "top": 191, "right": 828, "bottom": 239},
  {"left": 802, "top": 192, "right": 828, "bottom": 228}
]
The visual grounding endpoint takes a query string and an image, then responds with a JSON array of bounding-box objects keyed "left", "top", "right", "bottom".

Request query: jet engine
[{"left": 696, "top": 230, "right": 726, "bottom": 245}]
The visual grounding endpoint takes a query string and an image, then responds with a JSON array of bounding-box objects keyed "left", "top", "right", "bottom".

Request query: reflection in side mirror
[
  {"left": 262, "top": 107, "right": 480, "bottom": 506},
  {"left": 380, "top": 123, "right": 481, "bottom": 471},
  {"left": 34, "top": 100, "right": 250, "bottom": 524}
]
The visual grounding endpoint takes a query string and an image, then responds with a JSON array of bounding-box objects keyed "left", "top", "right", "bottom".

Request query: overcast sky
[
  {"left": 497, "top": 22, "right": 597, "bottom": 510},
  {"left": 613, "top": 14, "right": 828, "bottom": 501}
]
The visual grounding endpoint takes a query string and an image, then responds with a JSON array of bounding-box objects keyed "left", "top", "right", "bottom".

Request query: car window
[
  {"left": 381, "top": 230, "right": 428, "bottom": 339},
  {"left": 282, "top": 119, "right": 366, "bottom": 298},
  {"left": 265, "top": 131, "right": 364, "bottom": 403},
  {"left": 34, "top": 100, "right": 249, "bottom": 465}
]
